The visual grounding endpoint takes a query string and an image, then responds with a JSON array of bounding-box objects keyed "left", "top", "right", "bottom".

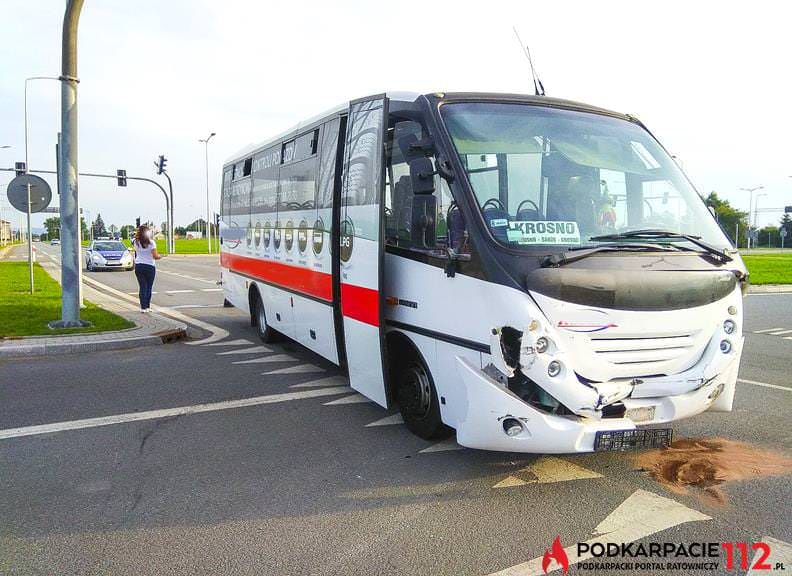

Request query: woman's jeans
[{"left": 134, "top": 263, "right": 156, "bottom": 309}]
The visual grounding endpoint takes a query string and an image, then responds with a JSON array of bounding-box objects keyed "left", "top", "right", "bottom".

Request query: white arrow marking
[
  {"left": 289, "top": 376, "right": 349, "bottom": 388},
  {"left": 324, "top": 393, "right": 371, "bottom": 405},
  {"left": 216, "top": 345, "right": 273, "bottom": 355},
  {"left": 365, "top": 414, "right": 403, "bottom": 427},
  {"left": 493, "top": 457, "right": 603, "bottom": 488},
  {"left": 263, "top": 364, "right": 325, "bottom": 375},
  {"left": 232, "top": 354, "right": 296, "bottom": 365},
  {"left": 419, "top": 438, "right": 465, "bottom": 453},
  {"left": 488, "top": 489, "right": 710, "bottom": 575},
  {"left": 205, "top": 339, "right": 253, "bottom": 347}
]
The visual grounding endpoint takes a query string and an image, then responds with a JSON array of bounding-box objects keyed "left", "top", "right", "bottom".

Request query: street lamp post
[
  {"left": 754, "top": 192, "right": 767, "bottom": 246},
  {"left": 199, "top": 132, "right": 216, "bottom": 253},
  {"left": 739, "top": 186, "right": 764, "bottom": 249}
]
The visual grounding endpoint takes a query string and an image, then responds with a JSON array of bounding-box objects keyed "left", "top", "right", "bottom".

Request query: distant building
[{"left": 0, "top": 219, "right": 11, "bottom": 245}]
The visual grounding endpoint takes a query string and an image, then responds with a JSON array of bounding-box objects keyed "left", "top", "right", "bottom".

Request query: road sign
[
  {"left": 786, "top": 206, "right": 792, "bottom": 213},
  {"left": 781, "top": 228, "right": 788, "bottom": 238},
  {"left": 6, "top": 174, "right": 52, "bottom": 213}
]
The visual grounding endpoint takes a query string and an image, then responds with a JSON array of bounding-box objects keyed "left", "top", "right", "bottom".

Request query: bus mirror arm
[{"left": 443, "top": 247, "right": 471, "bottom": 277}]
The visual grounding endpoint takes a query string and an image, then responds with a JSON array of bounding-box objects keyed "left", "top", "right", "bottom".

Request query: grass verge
[
  {"left": 0, "top": 261, "right": 134, "bottom": 338},
  {"left": 742, "top": 253, "right": 792, "bottom": 285}
]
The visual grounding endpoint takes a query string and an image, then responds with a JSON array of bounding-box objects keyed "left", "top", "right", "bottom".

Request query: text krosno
[{"left": 577, "top": 542, "right": 720, "bottom": 558}]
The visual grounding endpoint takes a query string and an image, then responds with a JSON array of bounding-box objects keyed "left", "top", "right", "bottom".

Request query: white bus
[{"left": 220, "top": 92, "right": 747, "bottom": 453}]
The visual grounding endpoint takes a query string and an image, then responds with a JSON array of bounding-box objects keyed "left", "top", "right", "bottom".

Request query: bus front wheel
[{"left": 396, "top": 359, "right": 449, "bottom": 440}]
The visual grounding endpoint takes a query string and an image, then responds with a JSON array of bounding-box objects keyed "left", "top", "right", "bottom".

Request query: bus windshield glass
[{"left": 440, "top": 102, "right": 729, "bottom": 250}]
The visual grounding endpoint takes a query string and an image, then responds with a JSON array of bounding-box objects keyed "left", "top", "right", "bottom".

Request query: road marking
[
  {"left": 157, "top": 270, "right": 216, "bottom": 284},
  {"left": 493, "top": 457, "right": 603, "bottom": 488},
  {"left": 289, "top": 376, "right": 349, "bottom": 388},
  {"left": 488, "top": 489, "right": 710, "bottom": 575},
  {"left": 419, "top": 438, "right": 465, "bottom": 453},
  {"left": 747, "top": 292, "right": 792, "bottom": 296},
  {"left": 753, "top": 327, "right": 785, "bottom": 333},
  {"left": 165, "top": 289, "right": 195, "bottom": 294},
  {"left": 323, "top": 393, "right": 371, "bottom": 405},
  {"left": 127, "top": 291, "right": 159, "bottom": 295},
  {"left": 232, "top": 354, "right": 296, "bottom": 365},
  {"left": 768, "top": 329, "right": 792, "bottom": 335},
  {"left": 738, "top": 378, "right": 792, "bottom": 392},
  {"left": 365, "top": 414, "right": 403, "bottom": 427},
  {"left": 163, "top": 304, "right": 224, "bottom": 310},
  {"left": 206, "top": 339, "right": 253, "bottom": 347},
  {"left": 0, "top": 387, "right": 350, "bottom": 441},
  {"left": 216, "top": 345, "right": 272, "bottom": 356},
  {"left": 201, "top": 288, "right": 223, "bottom": 292},
  {"left": 262, "top": 364, "right": 325, "bottom": 375},
  {"left": 747, "top": 537, "right": 792, "bottom": 575}
]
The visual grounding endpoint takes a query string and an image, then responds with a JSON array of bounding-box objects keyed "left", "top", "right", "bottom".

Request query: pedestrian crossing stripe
[{"left": 492, "top": 457, "right": 603, "bottom": 488}]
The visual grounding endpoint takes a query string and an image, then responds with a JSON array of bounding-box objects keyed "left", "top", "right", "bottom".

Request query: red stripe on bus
[
  {"left": 221, "top": 252, "right": 333, "bottom": 302},
  {"left": 341, "top": 283, "right": 380, "bottom": 327}
]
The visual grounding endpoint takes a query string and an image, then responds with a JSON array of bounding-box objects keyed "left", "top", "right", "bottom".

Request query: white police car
[{"left": 84, "top": 240, "right": 134, "bottom": 271}]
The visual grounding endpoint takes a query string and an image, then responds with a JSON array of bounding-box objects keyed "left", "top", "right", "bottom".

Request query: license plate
[{"left": 594, "top": 428, "right": 672, "bottom": 452}]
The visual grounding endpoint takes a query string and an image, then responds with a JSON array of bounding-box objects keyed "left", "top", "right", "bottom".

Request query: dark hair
[{"left": 135, "top": 225, "right": 151, "bottom": 248}]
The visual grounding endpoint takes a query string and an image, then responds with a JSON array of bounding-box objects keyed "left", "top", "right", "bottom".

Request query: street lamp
[
  {"left": 199, "top": 132, "right": 216, "bottom": 253},
  {"left": 25, "top": 76, "right": 61, "bottom": 171},
  {"left": 739, "top": 186, "right": 764, "bottom": 249}
]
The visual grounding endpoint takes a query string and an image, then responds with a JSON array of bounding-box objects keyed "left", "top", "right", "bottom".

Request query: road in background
[{"left": 0, "top": 244, "right": 790, "bottom": 575}]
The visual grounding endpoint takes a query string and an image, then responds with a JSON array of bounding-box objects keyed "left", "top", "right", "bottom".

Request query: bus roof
[{"left": 224, "top": 91, "right": 634, "bottom": 167}]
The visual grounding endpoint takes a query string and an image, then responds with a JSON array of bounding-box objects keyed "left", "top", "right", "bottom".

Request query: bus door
[{"left": 337, "top": 95, "right": 389, "bottom": 407}]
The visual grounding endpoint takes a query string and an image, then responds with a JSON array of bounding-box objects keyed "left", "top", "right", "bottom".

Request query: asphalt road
[{"left": 1, "top": 244, "right": 790, "bottom": 575}]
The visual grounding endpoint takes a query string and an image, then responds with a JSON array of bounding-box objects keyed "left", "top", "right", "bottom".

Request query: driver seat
[{"left": 482, "top": 200, "right": 510, "bottom": 242}]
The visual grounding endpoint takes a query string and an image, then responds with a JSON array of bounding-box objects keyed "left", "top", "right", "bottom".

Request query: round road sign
[{"left": 6, "top": 174, "right": 52, "bottom": 213}]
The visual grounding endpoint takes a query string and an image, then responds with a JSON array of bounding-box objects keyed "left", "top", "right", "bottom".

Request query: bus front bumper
[{"left": 452, "top": 347, "right": 741, "bottom": 454}]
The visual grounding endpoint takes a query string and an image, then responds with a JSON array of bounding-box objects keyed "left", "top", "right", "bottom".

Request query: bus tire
[
  {"left": 252, "top": 291, "right": 278, "bottom": 343},
  {"left": 396, "top": 358, "right": 450, "bottom": 440}
]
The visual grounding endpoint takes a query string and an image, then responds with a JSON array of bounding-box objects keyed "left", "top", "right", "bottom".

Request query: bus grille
[{"left": 588, "top": 333, "right": 698, "bottom": 366}]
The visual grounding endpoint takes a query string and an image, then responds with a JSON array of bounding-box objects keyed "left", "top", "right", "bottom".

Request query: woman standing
[{"left": 132, "top": 225, "right": 162, "bottom": 312}]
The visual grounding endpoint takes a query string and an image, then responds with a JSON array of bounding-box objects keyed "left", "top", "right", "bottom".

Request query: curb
[
  {"left": 747, "top": 285, "right": 792, "bottom": 294},
  {"left": 0, "top": 329, "right": 186, "bottom": 359}
]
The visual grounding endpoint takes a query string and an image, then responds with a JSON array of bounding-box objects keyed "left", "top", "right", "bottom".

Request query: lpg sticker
[{"left": 507, "top": 220, "right": 581, "bottom": 245}]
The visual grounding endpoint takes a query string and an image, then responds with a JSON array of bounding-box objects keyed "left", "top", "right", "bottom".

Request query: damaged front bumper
[{"left": 452, "top": 336, "right": 742, "bottom": 453}]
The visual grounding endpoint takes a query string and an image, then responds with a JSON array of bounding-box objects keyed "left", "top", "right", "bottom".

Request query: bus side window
[{"left": 384, "top": 120, "right": 459, "bottom": 252}]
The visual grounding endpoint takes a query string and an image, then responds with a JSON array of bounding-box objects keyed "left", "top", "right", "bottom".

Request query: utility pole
[
  {"left": 739, "top": 186, "right": 763, "bottom": 250},
  {"left": 199, "top": 132, "right": 215, "bottom": 253},
  {"left": 52, "top": 0, "right": 87, "bottom": 328}
]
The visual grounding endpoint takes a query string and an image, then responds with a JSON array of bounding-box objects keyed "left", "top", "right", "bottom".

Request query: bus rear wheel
[
  {"left": 252, "top": 292, "right": 277, "bottom": 343},
  {"left": 396, "top": 359, "right": 449, "bottom": 440}
]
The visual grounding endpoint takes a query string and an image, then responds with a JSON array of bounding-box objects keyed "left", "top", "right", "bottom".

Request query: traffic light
[
  {"left": 135, "top": 217, "right": 141, "bottom": 228},
  {"left": 116, "top": 169, "right": 127, "bottom": 187},
  {"left": 156, "top": 155, "right": 167, "bottom": 175},
  {"left": 14, "top": 161, "right": 26, "bottom": 176}
]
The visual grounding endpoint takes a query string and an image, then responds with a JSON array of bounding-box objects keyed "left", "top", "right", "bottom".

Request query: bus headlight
[
  {"left": 723, "top": 319, "right": 736, "bottom": 334},
  {"left": 535, "top": 337, "right": 549, "bottom": 354},
  {"left": 719, "top": 340, "right": 732, "bottom": 354},
  {"left": 547, "top": 360, "right": 562, "bottom": 377}
]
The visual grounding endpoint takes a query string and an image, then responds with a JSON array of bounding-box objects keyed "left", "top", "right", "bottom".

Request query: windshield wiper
[
  {"left": 541, "top": 243, "right": 680, "bottom": 267},
  {"left": 588, "top": 229, "right": 732, "bottom": 263}
]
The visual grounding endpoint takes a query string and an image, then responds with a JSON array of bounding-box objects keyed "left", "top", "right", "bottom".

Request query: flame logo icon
[{"left": 542, "top": 536, "right": 569, "bottom": 574}]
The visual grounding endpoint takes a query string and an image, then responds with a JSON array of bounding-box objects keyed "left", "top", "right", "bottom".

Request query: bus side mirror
[
  {"left": 409, "top": 157, "right": 435, "bottom": 195},
  {"left": 411, "top": 194, "right": 436, "bottom": 249}
]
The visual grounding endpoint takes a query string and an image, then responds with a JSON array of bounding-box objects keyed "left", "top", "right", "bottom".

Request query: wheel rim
[{"left": 399, "top": 364, "right": 432, "bottom": 419}]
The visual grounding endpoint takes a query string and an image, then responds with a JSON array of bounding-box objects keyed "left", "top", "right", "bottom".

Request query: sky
[{"left": 1, "top": 0, "right": 790, "bottom": 232}]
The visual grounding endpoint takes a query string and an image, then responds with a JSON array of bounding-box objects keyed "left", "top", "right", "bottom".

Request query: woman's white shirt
[{"left": 132, "top": 240, "right": 156, "bottom": 266}]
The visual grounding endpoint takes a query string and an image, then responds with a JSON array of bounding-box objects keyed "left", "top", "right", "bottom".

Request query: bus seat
[
  {"left": 516, "top": 207, "right": 540, "bottom": 221},
  {"left": 483, "top": 205, "right": 510, "bottom": 242}
]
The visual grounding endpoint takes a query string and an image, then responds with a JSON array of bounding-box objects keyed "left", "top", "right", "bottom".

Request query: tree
[
  {"left": 120, "top": 224, "right": 135, "bottom": 240},
  {"left": 174, "top": 226, "right": 187, "bottom": 236},
  {"left": 704, "top": 192, "right": 749, "bottom": 248},
  {"left": 92, "top": 213, "right": 107, "bottom": 238},
  {"left": 80, "top": 216, "right": 88, "bottom": 240},
  {"left": 780, "top": 213, "right": 791, "bottom": 238},
  {"left": 43, "top": 216, "right": 60, "bottom": 239},
  {"left": 759, "top": 226, "right": 779, "bottom": 248}
]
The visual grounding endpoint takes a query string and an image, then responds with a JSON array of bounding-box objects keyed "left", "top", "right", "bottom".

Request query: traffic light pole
[
  {"left": 1, "top": 167, "right": 172, "bottom": 253},
  {"left": 161, "top": 170, "right": 175, "bottom": 253}
]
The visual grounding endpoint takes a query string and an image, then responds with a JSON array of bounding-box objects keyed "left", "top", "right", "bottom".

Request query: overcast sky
[{"left": 1, "top": 0, "right": 789, "bottom": 231}]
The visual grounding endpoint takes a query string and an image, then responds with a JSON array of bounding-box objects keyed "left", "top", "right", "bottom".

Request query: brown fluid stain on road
[{"left": 636, "top": 438, "right": 792, "bottom": 505}]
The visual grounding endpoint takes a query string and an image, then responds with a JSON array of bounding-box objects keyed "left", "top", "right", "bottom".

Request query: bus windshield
[{"left": 440, "top": 102, "right": 729, "bottom": 250}]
